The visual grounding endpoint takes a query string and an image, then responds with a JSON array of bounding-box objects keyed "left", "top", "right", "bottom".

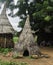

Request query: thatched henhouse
[
  {"left": 0, "top": 2, "right": 14, "bottom": 48},
  {"left": 14, "top": 15, "right": 41, "bottom": 56}
]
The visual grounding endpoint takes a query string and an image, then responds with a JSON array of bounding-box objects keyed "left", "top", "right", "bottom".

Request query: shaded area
[
  {"left": 37, "top": 30, "right": 53, "bottom": 47},
  {"left": 23, "top": 50, "right": 29, "bottom": 56},
  {"left": 0, "top": 33, "right": 14, "bottom": 48}
]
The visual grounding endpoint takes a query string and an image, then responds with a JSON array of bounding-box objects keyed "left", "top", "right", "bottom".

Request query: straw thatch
[
  {"left": 0, "top": 2, "right": 14, "bottom": 34},
  {"left": 0, "top": 2, "right": 14, "bottom": 48},
  {"left": 14, "top": 15, "right": 41, "bottom": 56}
]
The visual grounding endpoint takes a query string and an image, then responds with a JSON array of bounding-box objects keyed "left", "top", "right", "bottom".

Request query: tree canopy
[
  {"left": 16, "top": 0, "right": 53, "bottom": 34},
  {"left": 0, "top": 0, "right": 53, "bottom": 33},
  {"left": 0, "top": 0, "right": 53, "bottom": 45}
]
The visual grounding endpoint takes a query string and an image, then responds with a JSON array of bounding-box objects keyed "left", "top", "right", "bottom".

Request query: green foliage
[
  {"left": 15, "top": 0, "right": 53, "bottom": 43},
  {"left": 33, "top": 0, "right": 53, "bottom": 32},
  {"left": 1, "top": 0, "right": 53, "bottom": 35},
  {"left": 0, "top": 48, "right": 13, "bottom": 54},
  {"left": 0, "top": 60, "right": 28, "bottom": 65},
  {"left": 35, "top": 3, "right": 42, "bottom": 11},
  {"left": 18, "top": 20, "right": 26, "bottom": 28},
  {"left": 16, "top": 0, "right": 30, "bottom": 27},
  {"left": 19, "top": 62, "right": 28, "bottom": 65},
  {"left": 44, "top": 16, "right": 52, "bottom": 22},
  {"left": 46, "top": 6, "right": 53, "bottom": 11},
  {"left": 13, "top": 37, "right": 19, "bottom": 43},
  {"left": 43, "top": 0, "right": 49, "bottom": 8},
  {"left": 16, "top": 0, "right": 53, "bottom": 33}
]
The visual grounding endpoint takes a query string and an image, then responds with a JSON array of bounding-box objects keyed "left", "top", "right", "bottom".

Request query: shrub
[
  {"left": 0, "top": 60, "right": 28, "bottom": 65},
  {"left": 13, "top": 37, "right": 19, "bottom": 43},
  {"left": 0, "top": 48, "right": 13, "bottom": 54}
]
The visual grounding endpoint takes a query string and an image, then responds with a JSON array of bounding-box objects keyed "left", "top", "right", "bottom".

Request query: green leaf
[
  {"left": 44, "top": 16, "right": 51, "bottom": 22},
  {"left": 46, "top": 6, "right": 53, "bottom": 11}
]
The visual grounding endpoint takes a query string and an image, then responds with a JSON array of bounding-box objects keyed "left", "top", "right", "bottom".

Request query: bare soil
[{"left": 0, "top": 47, "right": 53, "bottom": 65}]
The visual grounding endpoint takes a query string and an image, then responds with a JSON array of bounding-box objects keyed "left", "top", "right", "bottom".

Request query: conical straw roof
[{"left": 0, "top": 2, "right": 14, "bottom": 34}]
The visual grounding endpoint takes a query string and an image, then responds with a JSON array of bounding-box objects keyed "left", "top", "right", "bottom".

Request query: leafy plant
[
  {"left": 13, "top": 37, "right": 19, "bottom": 43},
  {"left": 0, "top": 48, "right": 13, "bottom": 54},
  {"left": 0, "top": 60, "right": 28, "bottom": 65}
]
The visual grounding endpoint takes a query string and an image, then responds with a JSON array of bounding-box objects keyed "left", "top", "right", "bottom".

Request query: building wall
[{"left": 0, "top": 33, "right": 14, "bottom": 48}]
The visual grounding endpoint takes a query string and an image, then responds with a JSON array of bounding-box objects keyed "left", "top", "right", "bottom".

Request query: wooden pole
[{"left": 4, "top": 35, "right": 6, "bottom": 48}]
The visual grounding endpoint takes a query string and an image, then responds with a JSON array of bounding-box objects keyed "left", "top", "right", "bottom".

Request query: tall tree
[
  {"left": 16, "top": 0, "right": 53, "bottom": 44},
  {"left": 17, "top": 0, "right": 53, "bottom": 31}
]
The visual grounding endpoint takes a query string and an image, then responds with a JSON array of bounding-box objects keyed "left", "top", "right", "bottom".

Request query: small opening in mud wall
[{"left": 23, "top": 50, "right": 29, "bottom": 56}]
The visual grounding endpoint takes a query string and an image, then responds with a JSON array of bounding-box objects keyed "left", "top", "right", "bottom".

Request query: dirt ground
[{"left": 0, "top": 47, "right": 53, "bottom": 65}]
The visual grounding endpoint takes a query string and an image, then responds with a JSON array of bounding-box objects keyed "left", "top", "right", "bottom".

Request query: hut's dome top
[{"left": 0, "top": 2, "right": 14, "bottom": 34}]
